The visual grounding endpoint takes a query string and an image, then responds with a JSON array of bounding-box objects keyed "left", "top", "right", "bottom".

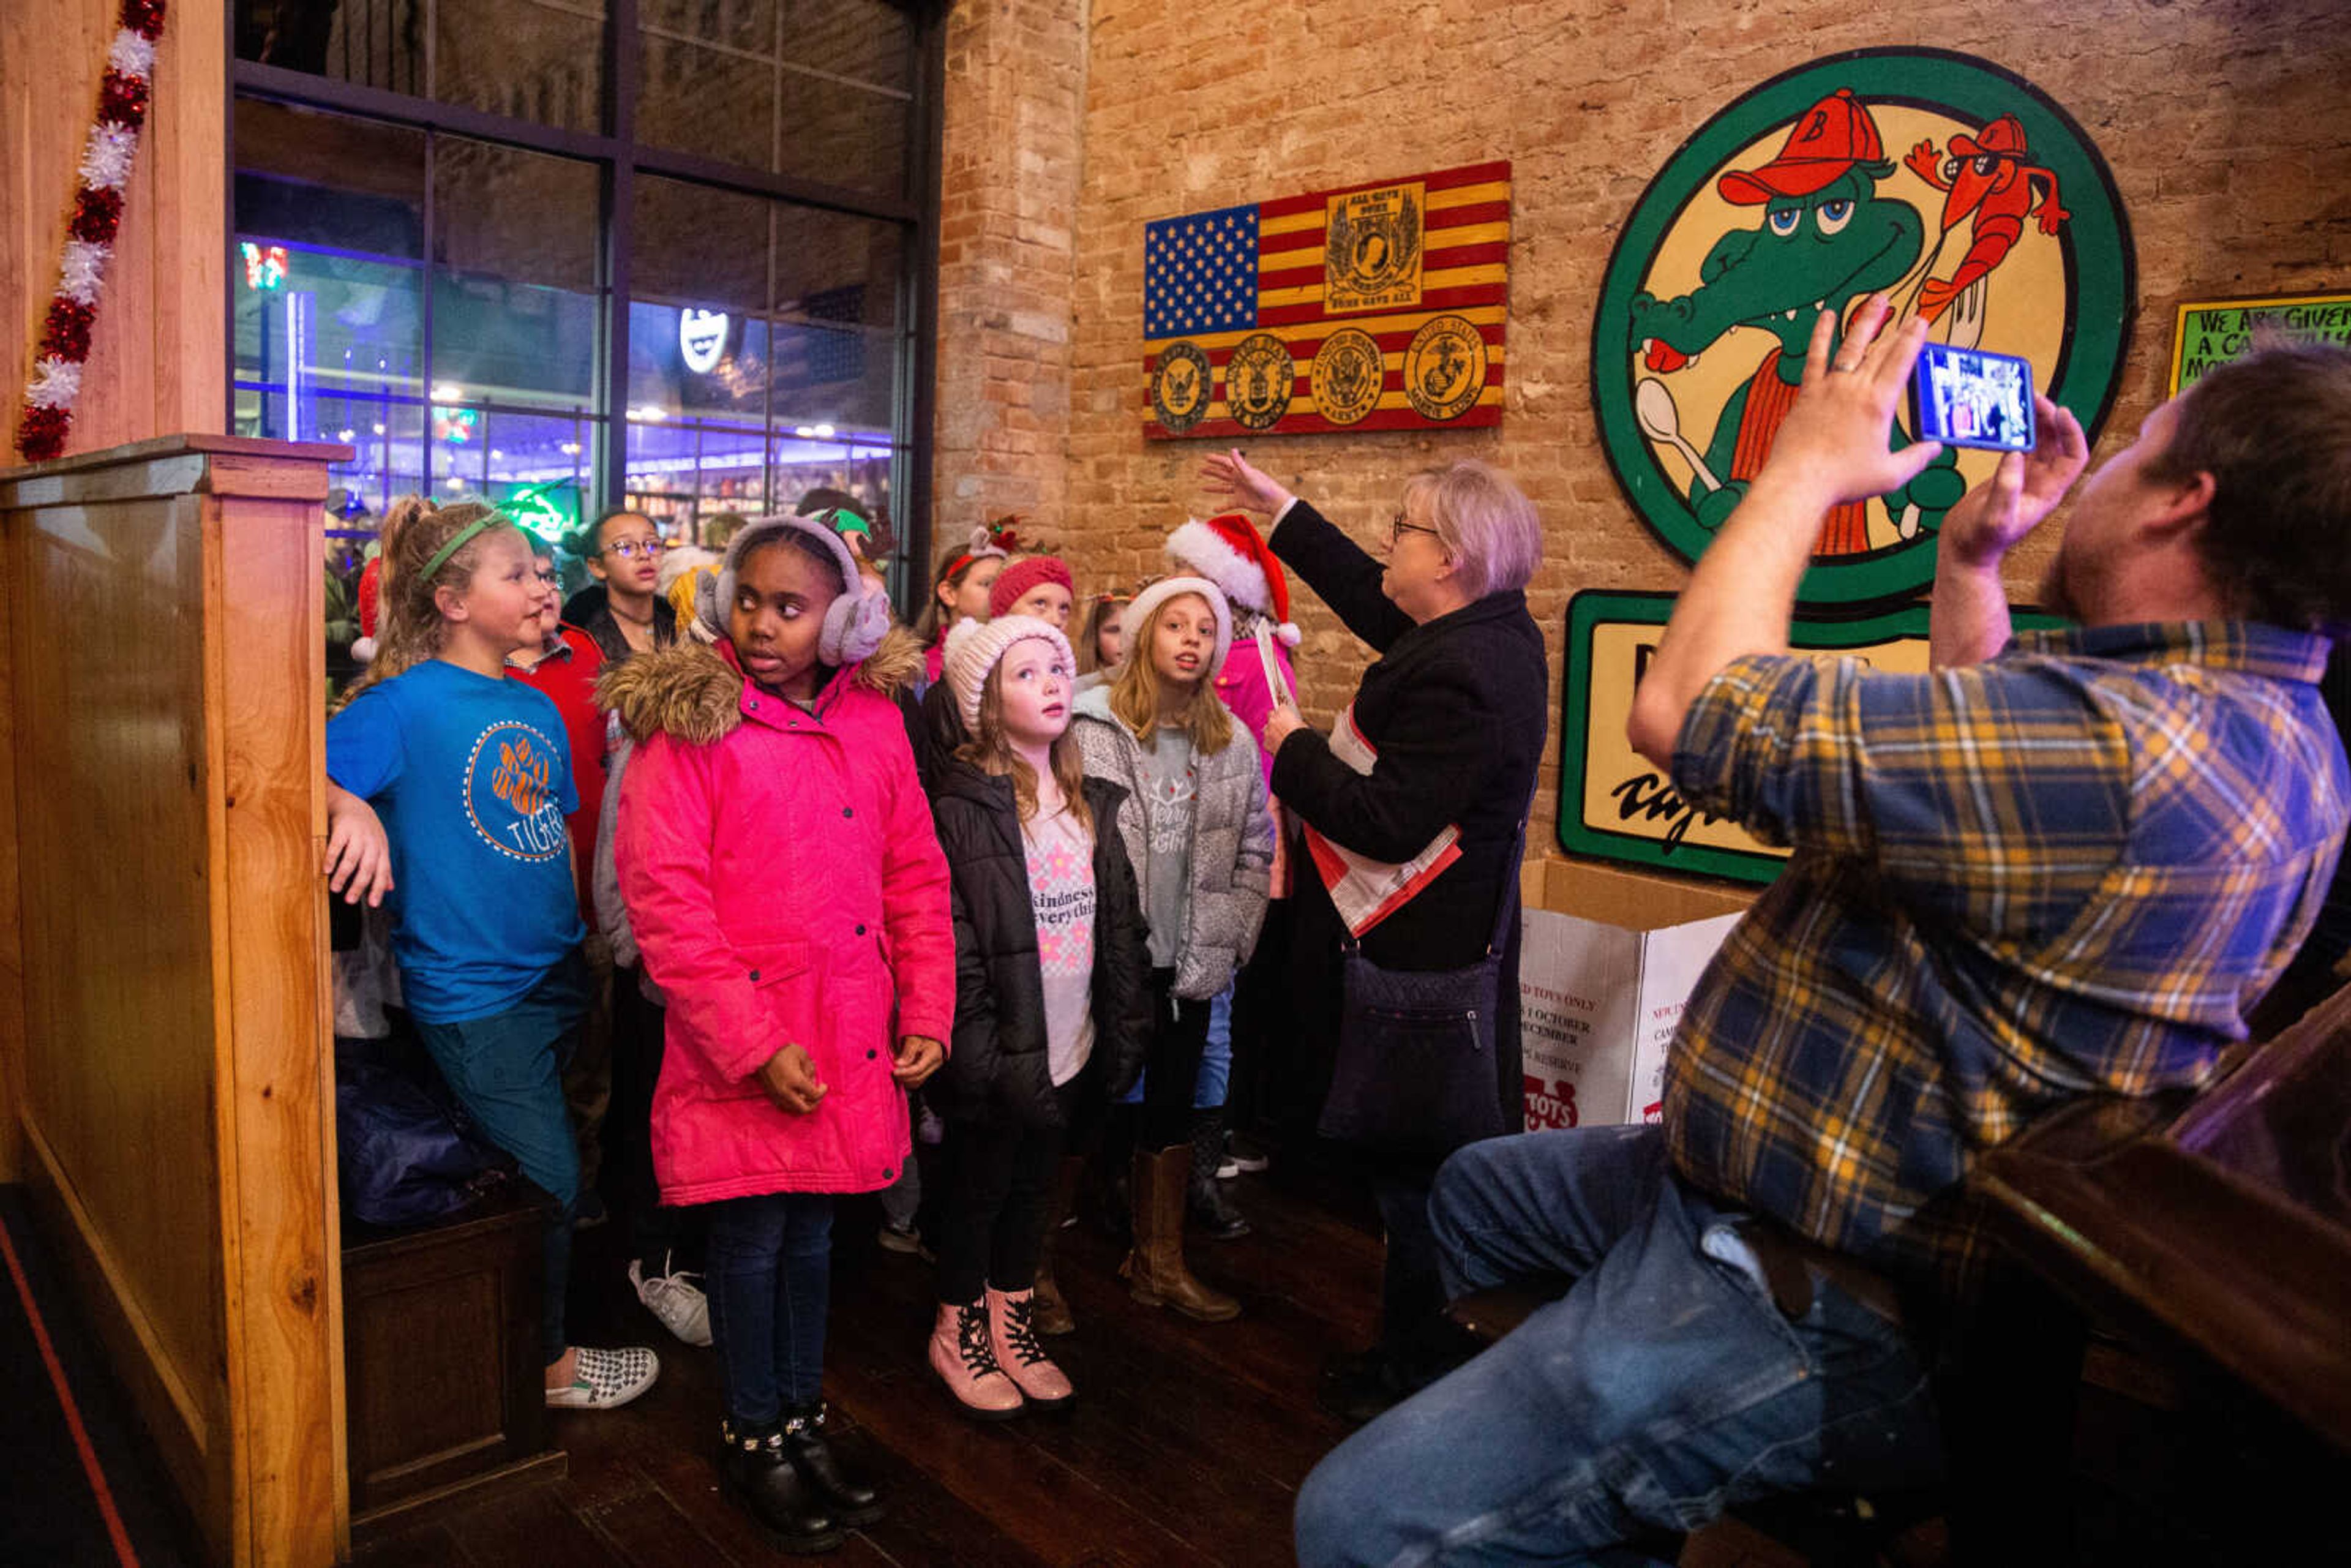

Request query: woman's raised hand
[{"left": 1200, "top": 449, "right": 1293, "bottom": 516}]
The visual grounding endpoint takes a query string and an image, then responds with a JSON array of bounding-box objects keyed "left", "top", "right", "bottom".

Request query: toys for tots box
[{"left": 1519, "top": 906, "right": 1744, "bottom": 1131}]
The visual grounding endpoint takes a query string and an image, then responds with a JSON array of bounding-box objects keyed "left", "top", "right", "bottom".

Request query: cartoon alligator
[{"left": 1626, "top": 89, "right": 1965, "bottom": 553}]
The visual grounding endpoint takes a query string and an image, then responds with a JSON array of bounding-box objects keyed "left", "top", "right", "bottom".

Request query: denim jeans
[
  {"left": 706, "top": 1192, "right": 836, "bottom": 1421},
  {"left": 1294, "top": 1127, "right": 1944, "bottom": 1567},
  {"left": 413, "top": 948, "right": 587, "bottom": 1365},
  {"left": 1116, "top": 977, "right": 1230, "bottom": 1119}
]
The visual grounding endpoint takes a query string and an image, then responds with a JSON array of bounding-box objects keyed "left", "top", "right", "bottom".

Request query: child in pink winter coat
[{"left": 609, "top": 513, "right": 953, "bottom": 1553}]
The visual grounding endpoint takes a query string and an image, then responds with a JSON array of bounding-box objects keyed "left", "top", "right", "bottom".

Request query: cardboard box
[{"left": 1519, "top": 906, "right": 1744, "bottom": 1130}]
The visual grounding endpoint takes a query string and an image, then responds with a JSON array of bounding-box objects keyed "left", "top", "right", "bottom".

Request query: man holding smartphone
[{"left": 1295, "top": 299, "right": 2351, "bottom": 1566}]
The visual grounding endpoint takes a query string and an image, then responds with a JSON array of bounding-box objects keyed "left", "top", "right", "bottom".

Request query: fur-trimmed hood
[{"left": 598, "top": 625, "right": 924, "bottom": 743}]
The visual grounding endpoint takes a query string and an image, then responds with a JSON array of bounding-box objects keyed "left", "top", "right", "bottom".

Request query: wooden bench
[{"left": 341, "top": 1186, "right": 566, "bottom": 1540}]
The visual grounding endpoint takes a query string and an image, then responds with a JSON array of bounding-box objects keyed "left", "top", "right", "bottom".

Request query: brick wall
[
  {"left": 932, "top": 0, "right": 1090, "bottom": 569},
  {"left": 937, "top": 0, "right": 2351, "bottom": 912}
]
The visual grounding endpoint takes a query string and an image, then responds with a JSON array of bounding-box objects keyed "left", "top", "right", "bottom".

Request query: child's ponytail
[{"left": 334, "top": 496, "right": 514, "bottom": 709}]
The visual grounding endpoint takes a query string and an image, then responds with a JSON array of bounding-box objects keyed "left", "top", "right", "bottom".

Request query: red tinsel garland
[
  {"left": 69, "top": 188, "right": 126, "bottom": 247},
  {"left": 12, "top": 0, "right": 169, "bottom": 463},
  {"left": 99, "top": 69, "right": 151, "bottom": 128},
  {"left": 40, "top": 300, "right": 97, "bottom": 362}
]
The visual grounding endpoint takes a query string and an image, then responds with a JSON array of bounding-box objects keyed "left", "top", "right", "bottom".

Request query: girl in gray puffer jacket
[{"left": 1072, "top": 576, "right": 1272, "bottom": 1322}]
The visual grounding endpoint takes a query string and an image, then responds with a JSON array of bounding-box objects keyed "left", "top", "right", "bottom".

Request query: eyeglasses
[
  {"left": 1388, "top": 512, "right": 1441, "bottom": 546},
  {"left": 602, "top": 538, "right": 663, "bottom": 560}
]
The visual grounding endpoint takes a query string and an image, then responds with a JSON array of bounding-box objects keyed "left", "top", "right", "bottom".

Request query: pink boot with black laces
[
  {"left": 987, "top": 1286, "right": 1074, "bottom": 1410},
  {"left": 929, "top": 1299, "right": 1024, "bottom": 1419}
]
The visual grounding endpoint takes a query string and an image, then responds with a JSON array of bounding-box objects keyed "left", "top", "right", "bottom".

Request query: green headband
[
  {"left": 421, "top": 513, "right": 503, "bottom": 583},
  {"left": 828, "top": 506, "right": 871, "bottom": 538}
]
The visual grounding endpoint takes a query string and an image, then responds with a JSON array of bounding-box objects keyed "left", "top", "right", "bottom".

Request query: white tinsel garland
[
  {"left": 15, "top": 0, "right": 170, "bottom": 463},
  {"left": 79, "top": 122, "right": 140, "bottom": 190},
  {"left": 108, "top": 28, "right": 157, "bottom": 80},
  {"left": 26, "top": 359, "right": 85, "bottom": 411},
  {"left": 58, "top": 241, "right": 111, "bottom": 306}
]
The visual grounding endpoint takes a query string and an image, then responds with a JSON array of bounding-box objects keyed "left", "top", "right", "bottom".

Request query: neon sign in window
[{"left": 241, "top": 242, "right": 288, "bottom": 291}]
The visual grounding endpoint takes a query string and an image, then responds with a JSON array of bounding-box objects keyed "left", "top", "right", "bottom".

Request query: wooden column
[
  {"left": 0, "top": 0, "right": 227, "bottom": 460},
  {"left": 0, "top": 435, "right": 348, "bottom": 1567}
]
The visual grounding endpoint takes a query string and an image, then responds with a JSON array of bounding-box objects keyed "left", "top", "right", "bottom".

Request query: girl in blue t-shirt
[{"left": 324, "top": 495, "right": 659, "bottom": 1413}]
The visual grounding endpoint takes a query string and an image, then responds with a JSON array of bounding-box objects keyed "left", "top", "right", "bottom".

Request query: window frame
[{"left": 225, "top": 0, "right": 947, "bottom": 596}]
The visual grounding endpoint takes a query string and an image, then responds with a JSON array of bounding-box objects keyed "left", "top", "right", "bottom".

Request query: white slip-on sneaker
[
  {"left": 546, "top": 1344, "right": 660, "bottom": 1410},
  {"left": 629, "top": 1255, "right": 714, "bottom": 1348}
]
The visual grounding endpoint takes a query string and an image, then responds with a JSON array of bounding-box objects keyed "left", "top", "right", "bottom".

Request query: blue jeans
[
  {"left": 1295, "top": 1128, "right": 1944, "bottom": 1567},
  {"left": 706, "top": 1192, "right": 835, "bottom": 1422},
  {"left": 413, "top": 948, "right": 587, "bottom": 1365},
  {"left": 1116, "top": 980, "right": 1234, "bottom": 1111}
]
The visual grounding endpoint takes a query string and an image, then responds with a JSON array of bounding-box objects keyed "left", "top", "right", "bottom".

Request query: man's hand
[
  {"left": 1200, "top": 449, "right": 1294, "bottom": 516},
  {"left": 757, "top": 1043, "right": 828, "bottom": 1114},
  {"left": 1752, "top": 295, "right": 1943, "bottom": 516},
  {"left": 1928, "top": 392, "right": 2090, "bottom": 668},
  {"left": 324, "top": 783, "right": 394, "bottom": 906},
  {"left": 891, "top": 1035, "right": 944, "bottom": 1088},
  {"left": 1937, "top": 394, "right": 2089, "bottom": 569},
  {"left": 1261, "top": 702, "right": 1310, "bottom": 757}
]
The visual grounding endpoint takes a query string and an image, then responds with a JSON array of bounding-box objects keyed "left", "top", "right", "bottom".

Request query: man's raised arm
[{"left": 1627, "top": 296, "right": 1941, "bottom": 769}]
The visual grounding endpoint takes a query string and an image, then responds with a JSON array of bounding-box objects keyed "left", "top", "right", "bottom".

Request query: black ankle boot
[
  {"left": 782, "top": 1402, "right": 883, "bottom": 1526},
  {"left": 1187, "top": 1107, "right": 1251, "bottom": 1240},
  {"left": 718, "top": 1417, "right": 844, "bottom": 1553}
]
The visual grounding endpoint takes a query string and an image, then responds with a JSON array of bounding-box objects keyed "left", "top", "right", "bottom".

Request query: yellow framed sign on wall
[{"left": 2169, "top": 292, "right": 2351, "bottom": 394}]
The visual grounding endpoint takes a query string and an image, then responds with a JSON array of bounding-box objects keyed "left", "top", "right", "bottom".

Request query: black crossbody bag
[{"left": 1317, "top": 819, "right": 1526, "bottom": 1155}]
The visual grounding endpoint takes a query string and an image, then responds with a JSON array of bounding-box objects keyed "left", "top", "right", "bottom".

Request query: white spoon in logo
[{"left": 1635, "top": 376, "right": 1722, "bottom": 493}]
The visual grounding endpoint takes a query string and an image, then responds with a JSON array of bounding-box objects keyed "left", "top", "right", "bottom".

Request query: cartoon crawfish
[{"left": 1903, "top": 113, "right": 2070, "bottom": 323}]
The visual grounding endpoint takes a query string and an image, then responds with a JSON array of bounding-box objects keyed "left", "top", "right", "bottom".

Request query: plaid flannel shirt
[{"left": 1663, "top": 621, "right": 2347, "bottom": 1296}]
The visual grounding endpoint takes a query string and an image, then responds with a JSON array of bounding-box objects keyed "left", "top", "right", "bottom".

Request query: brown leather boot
[
  {"left": 1118, "top": 1145, "right": 1240, "bottom": 1321},
  {"left": 1031, "top": 1156, "right": 1084, "bottom": 1336}
]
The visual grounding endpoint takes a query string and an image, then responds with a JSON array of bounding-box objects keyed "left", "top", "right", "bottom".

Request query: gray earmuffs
[{"left": 699, "top": 511, "right": 891, "bottom": 669}]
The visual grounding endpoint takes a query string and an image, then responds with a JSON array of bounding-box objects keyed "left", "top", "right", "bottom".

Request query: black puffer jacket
[{"left": 928, "top": 760, "right": 1152, "bottom": 1129}]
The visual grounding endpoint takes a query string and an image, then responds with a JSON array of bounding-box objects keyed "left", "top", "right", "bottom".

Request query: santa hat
[
  {"left": 1120, "top": 576, "right": 1234, "bottom": 680},
  {"left": 988, "top": 555, "right": 1075, "bottom": 620},
  {"left": 353, "top": 555, "right": 383, "bottom": 664},
  {"left": 941, "top": 613, "right": 1076, "bottom": 735},
  {"left": 1166, "top": 512, "right": 1299, "bottom": 648}
]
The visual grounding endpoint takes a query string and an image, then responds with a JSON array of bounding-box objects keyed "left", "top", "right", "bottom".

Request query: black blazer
[
  {"left": 1269, "top": 500, "right": 1547, "bottom": 971},
  {"left": 1267, "top": 500, "right": 1548, "bottom": 1141},
  {"left": 927, "top": 763, "right": 1152, "bottom": 1129}
]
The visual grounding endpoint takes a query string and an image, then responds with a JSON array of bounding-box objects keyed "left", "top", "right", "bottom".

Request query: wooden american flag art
[{"left": 1141, "top": 161, "right": 1511, "bottom": 439}]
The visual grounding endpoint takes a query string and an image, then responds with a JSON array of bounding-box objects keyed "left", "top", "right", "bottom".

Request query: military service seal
[
  {"left": 1224, "top": 332, "right": 1296, "bottom": 432},
  {"left": 1403, "top": 315, "right": 1486, "bottom": 422},
  {"left": 1308, "top": 329, "right": 1384, "bottom": 426},
  {"left": 1150, "top": 340, "right": 1211, "bottom": 434}
]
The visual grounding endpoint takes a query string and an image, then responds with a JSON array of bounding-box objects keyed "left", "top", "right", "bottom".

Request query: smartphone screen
[{"left": 1910, "top": 342, "right": 2036, "bottom": 452}]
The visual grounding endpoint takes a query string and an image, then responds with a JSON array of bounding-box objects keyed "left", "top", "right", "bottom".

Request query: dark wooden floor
[
  {"left": 353, "top": 1159, "right": 1393, "bottom": 1568},
  {"left": 21, "top": 1149, "right": 2271, "bottom": 1566}
]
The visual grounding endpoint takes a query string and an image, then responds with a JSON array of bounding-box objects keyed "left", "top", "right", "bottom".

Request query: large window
[{"left": 231, "top": 0, "right": 942, "bottom": 578}]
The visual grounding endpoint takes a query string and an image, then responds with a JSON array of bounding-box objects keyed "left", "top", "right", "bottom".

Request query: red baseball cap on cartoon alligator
[{"left": 1717, "top": 89, "right": 1887, "bottom": 205}]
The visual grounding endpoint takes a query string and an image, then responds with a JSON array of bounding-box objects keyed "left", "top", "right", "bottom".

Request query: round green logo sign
[{"left": 1592, "top": 48, "right": 2134, "bottom": 607}]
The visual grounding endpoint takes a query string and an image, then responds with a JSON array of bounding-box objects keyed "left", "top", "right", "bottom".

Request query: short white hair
[{"left": 1404, "top": 460, "right": 1541, "bottom": 599}]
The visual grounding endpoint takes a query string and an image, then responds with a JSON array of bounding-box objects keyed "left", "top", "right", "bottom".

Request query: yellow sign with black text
[{"left": 1558, "top": 592, "right": 2060, "bottom": 884}]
